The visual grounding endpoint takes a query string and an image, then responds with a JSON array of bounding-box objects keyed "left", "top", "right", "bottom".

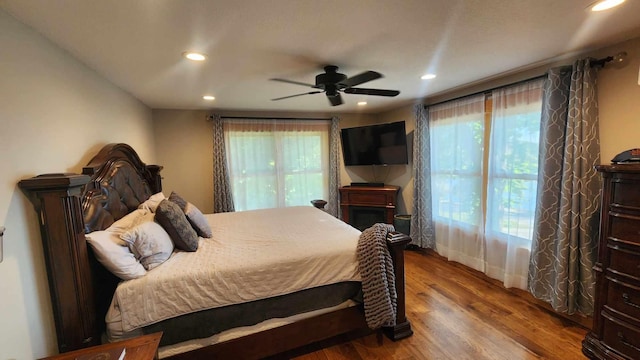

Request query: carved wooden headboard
[
  {"left": 81, "top": 143, "right": 163, "bottom": 233},
  {"left": 19, "top": 143, "right": 162, "bottom": 353}
]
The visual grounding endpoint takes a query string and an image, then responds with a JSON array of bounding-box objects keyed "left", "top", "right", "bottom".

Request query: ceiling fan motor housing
[{"left": 315, "top": 65, "right": 347, "bottom": 91}]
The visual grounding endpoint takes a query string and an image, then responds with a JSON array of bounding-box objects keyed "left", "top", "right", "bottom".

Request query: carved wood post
[
  {"left": 384, "top": 234, "right": 413, "bottom": 340},
  {"left": 19, "top": 174, "right": 98, "bottom": 353}
]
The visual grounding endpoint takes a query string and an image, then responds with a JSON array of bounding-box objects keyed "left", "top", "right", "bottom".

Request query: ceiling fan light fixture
[
  {"left": 183, "top": 52, "right": 207, "bottom": 61},
  {"left": 590, "top": 0, "right": 625, "bottom": 11},
  {"left": 421, "top": 73, "right": 437, "bottom": 80},
  {"left": 202, "top": 95, "right": 215, "bottom": 101}
]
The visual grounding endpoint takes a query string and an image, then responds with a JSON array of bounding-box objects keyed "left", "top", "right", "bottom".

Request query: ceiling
[{"left": 2, "top": 0, "right": 640, "bottom": 113}]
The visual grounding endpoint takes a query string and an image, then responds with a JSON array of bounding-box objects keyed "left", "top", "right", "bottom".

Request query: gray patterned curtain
[
  {"left": 212, "top": 114, "right": 235, "bottom": 213},
  {"left": 528, "top": 59, "right": 601, "bottom": 315},
  {"left": 410, "top": 104, "right": 436, "bottom": 248},
  {"left": 327, "top": 116, "right": 341, "bottom": 217}
]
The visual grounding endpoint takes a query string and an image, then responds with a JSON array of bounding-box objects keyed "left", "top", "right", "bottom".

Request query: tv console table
[{"left": 339, "top": 185, "right": 400, "bottom": 231}]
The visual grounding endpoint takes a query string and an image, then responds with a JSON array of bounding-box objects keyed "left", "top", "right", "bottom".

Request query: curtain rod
[
  {"left": 424, "top": 73, "right": 548, "bottom": 108},
  {"left": 425, "top": 50, "right": 626, "bottom": 109},
  {"left": 590, "top": 51, "right": 627, "bottom": 68},
  {"left": 208, "top": 115, "right": 332, "bottom": 121}
]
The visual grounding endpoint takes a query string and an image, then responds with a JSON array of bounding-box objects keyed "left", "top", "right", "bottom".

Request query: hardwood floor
[{"left": 294, "top": 249, "right": 590, "bottom": 360}]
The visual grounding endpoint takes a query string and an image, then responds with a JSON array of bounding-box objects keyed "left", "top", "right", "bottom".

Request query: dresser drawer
[
  {"left": 610, "top": 214, "right": 640, "bottom": 245},
  {"left": 602, "top": 312, "right": 640, "bottom": 359},
  {"left": 608, "top": 246, "right": 640, "bottom": 279},
  {"left": 612, "top": 179, "right": 640, "bottom": 209},
  {"left": 606, "top": 278, "right": 640, "bottom": 323}
]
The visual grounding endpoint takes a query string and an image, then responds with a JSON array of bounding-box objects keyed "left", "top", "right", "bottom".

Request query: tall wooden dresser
[{"left": 583, "top": 164, "right": 640, "bottom": 359}]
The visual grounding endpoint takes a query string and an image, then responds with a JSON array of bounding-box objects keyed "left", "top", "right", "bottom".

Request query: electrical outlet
[{"left": 0, "top": 226, "right": 5, "bottom": 263}]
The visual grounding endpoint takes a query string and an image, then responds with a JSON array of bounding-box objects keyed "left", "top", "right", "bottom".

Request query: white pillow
[
  {"left": 120, "top": 221, "right": 174, "bottom": 270},
  {"left": 86, "top": 230, "right": 147, "bottom": 280},
  {"left": 137, "top": 192, "right": 166, "bottom": 213},
  {"left": 106, "top": 209, "right": 154, "bottom": 245}
]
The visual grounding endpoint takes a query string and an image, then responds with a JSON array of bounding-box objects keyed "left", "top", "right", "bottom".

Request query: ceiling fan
[{"left": 270, "top": 65, "right": 400, "bottom": 106}]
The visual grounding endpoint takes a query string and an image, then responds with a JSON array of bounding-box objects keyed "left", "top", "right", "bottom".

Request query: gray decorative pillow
[
  {"left": 168, "top": 191, "right": 213, "bottom": 238},
  {"left": 155, "top": 199, "right": 199, "bottom": 251},
  {"left": 120, "top": 220, "right": 174, "bottom": 270}
]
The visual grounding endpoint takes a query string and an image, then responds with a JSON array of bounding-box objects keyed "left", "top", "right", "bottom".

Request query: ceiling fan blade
[
  {"left": 343, "top": 87, "right": 400, "bottom": 97},
  {"left": 270, "top": 78, "right": 318, "bottom": 88},
  {"left": 272, "top": 91, "right": 323, "bottom": 101},
  {"left": 339, "top": 71, "right": 382, "bottom": 88},
  {"left": 328, "top": 93, "right": 343, "bottom": 106}
]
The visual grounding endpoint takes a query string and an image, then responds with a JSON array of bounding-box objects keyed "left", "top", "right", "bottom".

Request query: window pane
[
  {"left": 232, "top": 174, "right": 277, "bottom": 210},
  {"left": 487, "top": 80, "right": 543, "bottom": 242},
  {"left": 284, "top": 172, "right": 325, "bottom": 206},
  {"left": 488, "top": 177, "right": 537, "bottom": 239},
  {"left": 225, "top": 121, "right": 330, "bottom": 211},
  {"left": 227, "top": 132, "right": 275, "bottom": 174},
  {"left": 489, "top": 112, "right": 540, "bottom": 177},
  {"left": 431, "top": 117, "right": 484, "bottom": 173},
  {"left": 432, "top": 174, "right": 483, "bottom": 226},
  {"left": 430, "top": 97, "right": 485, "bottom": 228},
  {"left": 282, "top": 133, "right": 323, "bottom": 171}
]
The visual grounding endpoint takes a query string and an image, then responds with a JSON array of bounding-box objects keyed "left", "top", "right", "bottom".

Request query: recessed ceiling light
[
  {"left": 590, "top": 0, "right": 625, "bottom": 11},
  {"left": 357, "top": 101, "right": 367, "bottom": 106},
  {"left": 421, "top": 74, "right": 437, "bottom": 80},
  {"left": 203, "top": 95, "right": 215, "bottom": 101},
  {"left": 183, "top": 52, "right": 207, "bottom": 61}
]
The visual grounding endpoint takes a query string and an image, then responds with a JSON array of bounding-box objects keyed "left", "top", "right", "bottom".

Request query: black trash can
[{"left": 394, "top": 214, "right": 411, "bottom": 235}]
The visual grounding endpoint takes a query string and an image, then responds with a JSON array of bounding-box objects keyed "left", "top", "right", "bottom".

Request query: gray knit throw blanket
[{"left": 357, "top": 223, "right": 397, "bottom": 329}]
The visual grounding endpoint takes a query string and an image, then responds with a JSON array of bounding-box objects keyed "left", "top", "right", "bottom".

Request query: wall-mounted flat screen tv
[{"left": 340, "top": 121, "right": 408, "bottom": 166}]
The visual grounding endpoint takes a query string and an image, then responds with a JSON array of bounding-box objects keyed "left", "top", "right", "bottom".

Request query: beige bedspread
[{"left": 106, "top": 206, "right": 361, "bottom": 334}]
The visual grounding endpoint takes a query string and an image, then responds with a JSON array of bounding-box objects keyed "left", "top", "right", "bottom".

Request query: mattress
[{"left": 106, "top": 206, "right": 362, "bottom": 339}]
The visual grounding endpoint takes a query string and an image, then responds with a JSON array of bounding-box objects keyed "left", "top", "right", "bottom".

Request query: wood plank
[{"left": 295, "top": 249, "right": 589, "bottom": 360}]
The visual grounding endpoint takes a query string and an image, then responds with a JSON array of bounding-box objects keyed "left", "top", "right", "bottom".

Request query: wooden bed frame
[{"left": 19, "top": 143, "right": 412, "bottom": 359}]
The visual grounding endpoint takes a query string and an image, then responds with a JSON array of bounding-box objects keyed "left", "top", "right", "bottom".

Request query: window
[
  {"left": 486, "top": 84, "right": 543, "bottom": 242},
  {"left": 429, "top": 78, "right": 544, "bottom": 288},
  {"left": 430, "top": 96, "right": 485, "bottom": 229},
  {"left": 224, "top": 119, "right": 330, "bottom": 211}
]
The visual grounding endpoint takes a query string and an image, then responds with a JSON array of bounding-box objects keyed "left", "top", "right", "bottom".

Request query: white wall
[
  {"left": 0, "top": 10, "right": 155, "bottom": 359},
  {"left": 593, "top": 37, "right": 640, "bottom": 163}
]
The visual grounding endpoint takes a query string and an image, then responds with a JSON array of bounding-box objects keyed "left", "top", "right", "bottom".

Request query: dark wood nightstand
[{"left": 40, "top": 332, "right": 162, "bottom": 360}]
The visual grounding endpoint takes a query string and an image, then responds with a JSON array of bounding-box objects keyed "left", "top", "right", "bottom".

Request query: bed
[{"left": 19, "top": 143, "right": 412, "bottom": 359}]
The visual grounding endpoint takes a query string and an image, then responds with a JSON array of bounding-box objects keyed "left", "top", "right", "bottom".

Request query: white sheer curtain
[
  {"left": 223, "top": 118, "right": 330, "bottom": 211},
  {"left": 429, "top": 79, "right": 543, "bottom": 290},
  {"left": 485, "top": 79, "right": 544, "bottom": 288},
  {"left": 430, "top": 94, "right": 486, "bottom": 272}
]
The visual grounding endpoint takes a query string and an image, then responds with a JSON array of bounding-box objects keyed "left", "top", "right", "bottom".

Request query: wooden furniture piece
[
  {"left": 19, "top": 143, "right": 412, "bottom": 359},
  {"left": 19, "top": 174, "right": 97, "bottom": 352},
  {"left": 41, "top": 332, "right": 162, "bottom": 360},
  {"left": 19, "top": 145, "right": 162, "bottom": 353},
  {"left": 583, "top": 164, "right": 640, "bottom": 360},
  {"left": 339, "top": 185, "right": 400, "bottom": 230}
]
